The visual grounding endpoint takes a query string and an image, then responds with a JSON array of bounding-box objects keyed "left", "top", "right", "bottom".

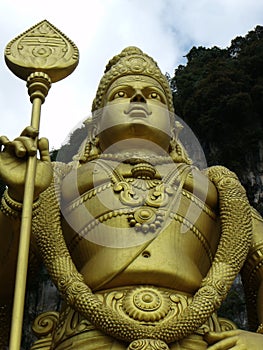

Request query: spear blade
[{"left": 5, "top": 19, "right": 79, "bottom": 82}]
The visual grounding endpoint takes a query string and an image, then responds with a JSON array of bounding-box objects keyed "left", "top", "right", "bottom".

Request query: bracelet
[
  {"left": 1, "top": 191, "right": 21, "bottom": 218},
  {"left": 3, "top": 190, "right": 23, "bottom": 212},
  {"left": 0, "top": 189, "right": 41, "bottom": 218},
  {"left": 257, "top": 323, "right": 263, "bottom": 334}
]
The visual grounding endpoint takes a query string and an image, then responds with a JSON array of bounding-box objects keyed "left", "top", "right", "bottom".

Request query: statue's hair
[{"left": 92, "top": 46, "right": 174, "bottom": 113}]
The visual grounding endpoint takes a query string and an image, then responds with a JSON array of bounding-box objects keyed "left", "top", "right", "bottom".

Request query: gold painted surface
[
  {"left": 0, "top": 28, "right": 263, "bottom": 350},
  {"left": 5, "top": 20, "right": 79, "bottom": 82}
]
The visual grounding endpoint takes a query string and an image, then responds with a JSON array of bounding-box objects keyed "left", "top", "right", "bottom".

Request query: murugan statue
[{"left": 1, "top": 46, "right": 263, "bottom": 350}]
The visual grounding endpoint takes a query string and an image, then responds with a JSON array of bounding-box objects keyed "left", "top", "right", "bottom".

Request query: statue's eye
[
  {"left": 113, "top": 91, "right": 127, "bottom": 99},
  {"left": 149, "top": 92, "right": 161, "bottom": 100}
]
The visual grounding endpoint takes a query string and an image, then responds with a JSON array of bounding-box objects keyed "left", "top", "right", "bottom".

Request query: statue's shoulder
[
  {"left": 59, "top": 160, "right": 106, "bottom": 202},
  {"left": 182, "top": 166, "right": 218, "bottom": 208},
  {"left": 52, "top": 161, "right": 73, "bottom": 178},
  {"left": 203, "top": 165, "right": 240, "bottom": 181}
]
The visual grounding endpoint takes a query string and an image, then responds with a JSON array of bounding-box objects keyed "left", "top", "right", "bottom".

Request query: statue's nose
[{"left": 130, "top": 90, "right": 146, "bottom": 103}]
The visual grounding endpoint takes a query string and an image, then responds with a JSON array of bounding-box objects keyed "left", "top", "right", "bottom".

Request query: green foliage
[{"left": 172, "top": 26, "right": 263, "bottom": 178}]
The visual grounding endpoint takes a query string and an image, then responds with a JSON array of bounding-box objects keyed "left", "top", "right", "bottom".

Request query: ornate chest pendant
[{"left": 99, "top": 160, "right": 190, "bottom": 234}]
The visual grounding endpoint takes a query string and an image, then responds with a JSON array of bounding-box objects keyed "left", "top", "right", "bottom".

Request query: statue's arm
[
  {"left": 0, "top": 209, "right": 19, "bottom": 347},
  {"left": 0, "top": 127, "right": 53, "bottom": 346},
  {"left": 0, "top": 206, "right": 21, "bottom": 304},
  {"left": 0, "top": 127, "right": 52, "bottom": 304}
]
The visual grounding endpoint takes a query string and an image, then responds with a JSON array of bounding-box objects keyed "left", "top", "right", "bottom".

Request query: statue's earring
[
  {"left": 78, "top": 136, "right": 101, "bottom": 164},
  {"left": 89, "top": 136, "right": 100, "bottom": 160},
  {"left": 77, "top": 119, "right": 101, "bottom": 164},
  {"left": 169, "top": 122, "right": 192, "bottom": 165}
]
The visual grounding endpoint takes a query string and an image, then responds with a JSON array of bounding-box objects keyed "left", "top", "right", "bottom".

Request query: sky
[{"left": 0, "top": 0, "right": 262, "bottom": 150}]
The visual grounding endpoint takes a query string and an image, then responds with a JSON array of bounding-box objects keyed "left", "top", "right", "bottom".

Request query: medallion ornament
[{"left": 122, "top": 286, "right": 170, "bottom": 322}]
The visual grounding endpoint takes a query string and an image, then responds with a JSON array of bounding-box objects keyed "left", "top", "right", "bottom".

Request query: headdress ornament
[{"left": 92, "top": 46, "right": 174, "bottom": 112}]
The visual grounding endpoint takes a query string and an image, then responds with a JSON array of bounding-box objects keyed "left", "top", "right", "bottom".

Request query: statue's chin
[{"left": 98, "top": 123, "right": 171, "bottom": 154}]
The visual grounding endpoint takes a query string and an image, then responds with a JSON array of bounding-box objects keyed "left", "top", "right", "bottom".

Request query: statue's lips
[{"left": 124, "top": 103, "right": 152, "bottom": 116}]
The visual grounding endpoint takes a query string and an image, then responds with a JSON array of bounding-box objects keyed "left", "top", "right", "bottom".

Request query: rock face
[
  {"left": 22, "top": 265, "right": 60, "bottom": 350},
  {"left": 218, "top": 275, "right": 248, "bottom": 330},
  {"left": 241, "top": 141, "right": 263, "bottom": 216}
]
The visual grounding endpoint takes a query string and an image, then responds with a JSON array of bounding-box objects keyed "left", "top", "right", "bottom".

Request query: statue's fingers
[
  {"left": 14, "top": 137, "right": 37, "bottom": 156},
  {"left": 12, "top": 140, "right": 28, "bottom": 157},
  {"left": 0, "top": 135, "right": 11, "bottom": 149},
  {"left": 38, "top": 138, "right": 50, "bottom": 162},
  {"left": 205, "top": 330, "right": 239, "bottom": 344},
  {"left": 205, "top": 331, "right": 240, "bottom": 349},
  {"left": 20, "top": 126, "right": 39, "bottom": 138}
]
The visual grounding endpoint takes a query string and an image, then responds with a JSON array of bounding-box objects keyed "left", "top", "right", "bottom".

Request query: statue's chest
[
  {"left": 60, "top": 162, "right": 220, "bottom": 291},
  {"left": 60, "top": 161, "right": 218, "bottom": 239}
]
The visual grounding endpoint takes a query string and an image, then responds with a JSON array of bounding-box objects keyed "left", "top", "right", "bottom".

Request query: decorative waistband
[
  {"left": 96, "top": 285, "right": 192, "bottom": 323},
  {"left": 47, "top": 286, "right": 237, "bottom": 347}
]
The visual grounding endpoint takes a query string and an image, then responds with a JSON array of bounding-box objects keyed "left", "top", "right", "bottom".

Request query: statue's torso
[{"left": 60, "top": 160, "right": 220, "bottom": 294}]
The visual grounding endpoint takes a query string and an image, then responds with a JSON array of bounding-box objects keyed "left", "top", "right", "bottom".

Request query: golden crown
[{"left": 92, "top": 46, "right": 174, "bottom": 112}]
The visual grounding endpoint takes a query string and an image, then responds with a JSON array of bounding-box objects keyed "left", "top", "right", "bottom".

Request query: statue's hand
[
  {"left": 0, "top": 126, "right": 52, "bottom": 201},
  {"left": 205, "top": 329, "right": 263, "bottom": 349}
]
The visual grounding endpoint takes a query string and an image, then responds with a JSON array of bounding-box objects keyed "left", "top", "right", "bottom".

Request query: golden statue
[{"left": 1, "top": 38, "right": 263, "bottom": 349}]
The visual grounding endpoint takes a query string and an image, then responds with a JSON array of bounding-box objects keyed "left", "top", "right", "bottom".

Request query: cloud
[
  {"left": 0, "top": 0, "right": 262, "bottom": 149},
  {"left": 165, "top": 0, "right": 263, "bottom": 48}
]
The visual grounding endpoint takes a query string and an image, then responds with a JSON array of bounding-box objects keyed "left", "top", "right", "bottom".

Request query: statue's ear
[{"left": 75, "top": 116, "right": 101, "bottom": 164}]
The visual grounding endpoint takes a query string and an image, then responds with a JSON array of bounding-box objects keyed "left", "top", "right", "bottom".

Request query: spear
[{"left": 4, "top": 20, "right": 79, "bottom": 350}]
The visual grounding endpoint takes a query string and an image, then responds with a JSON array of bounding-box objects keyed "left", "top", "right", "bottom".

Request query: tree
[
  {"left": 171, "top": 26, "right": 263, "bottom": 214},
  {"left": 51, "top": 124, "right": 88, "bottom": 163}
]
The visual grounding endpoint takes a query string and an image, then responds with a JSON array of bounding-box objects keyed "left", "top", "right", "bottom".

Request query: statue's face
[{"left": 97, "top": 75, "right": 172, "bottom": 154}]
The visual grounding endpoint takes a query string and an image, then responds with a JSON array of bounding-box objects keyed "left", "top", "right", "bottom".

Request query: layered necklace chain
[{"left": 98, "top": 152, "right": 174, "bottom": 165}]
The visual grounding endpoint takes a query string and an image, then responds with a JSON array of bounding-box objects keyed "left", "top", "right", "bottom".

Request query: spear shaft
[{"left": 9, "top": 75, "right": 51, "bottom": 350}]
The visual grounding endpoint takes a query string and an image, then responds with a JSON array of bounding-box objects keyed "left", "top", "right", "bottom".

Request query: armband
[{"left": 0, "top": 189, "right": 40, "bottom": 218}]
